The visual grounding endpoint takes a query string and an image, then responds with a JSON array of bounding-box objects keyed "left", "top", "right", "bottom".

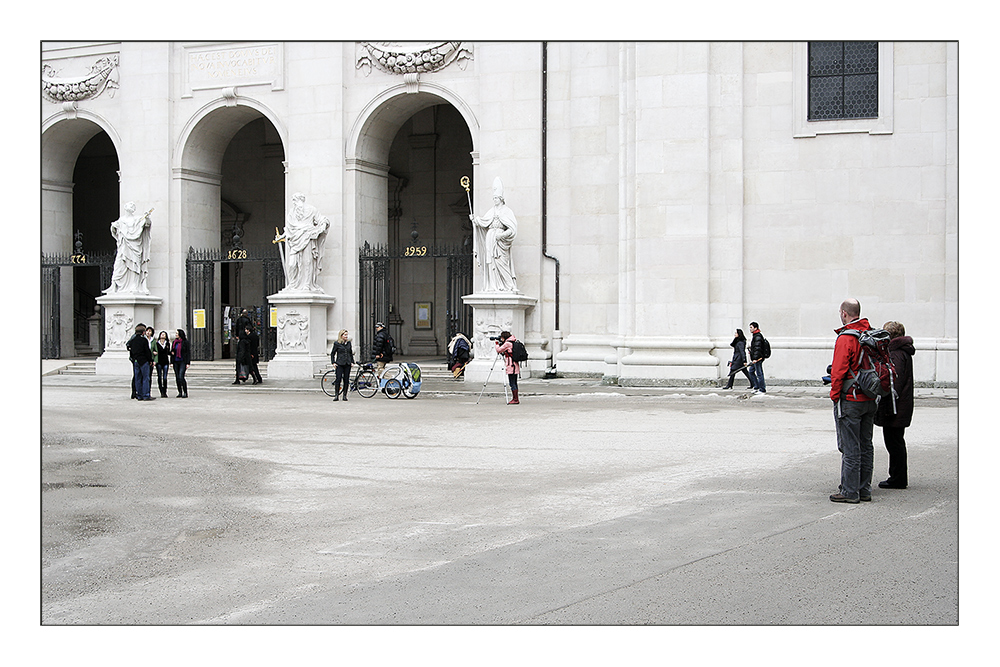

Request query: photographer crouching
[{"left": 493, "top": 331, "right": 523, "bottom": 405}]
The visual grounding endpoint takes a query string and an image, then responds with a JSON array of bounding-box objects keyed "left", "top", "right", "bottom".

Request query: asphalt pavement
[{"left": 39, "top": 364, "right": 960, "bottom": 629}]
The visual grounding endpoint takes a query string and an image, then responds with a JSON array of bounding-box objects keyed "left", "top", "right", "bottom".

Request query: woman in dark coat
[
  {"left": 154, "top": 330, "right": 171, "bottom": 397},
  {"left": 171, "top": 329, "right": 191, "bottom": 398},
  {"left": 330, "top": 328, "right": 354, "bottom": 402},
  {"left": 724, "top": 329, "right": 755, "bottom": 390},
  {"left": 875, "top": 321, "right": 915, "bottom": 489},
  {"left": 235, "top": 333, "right": 251, "bottom": 384}
]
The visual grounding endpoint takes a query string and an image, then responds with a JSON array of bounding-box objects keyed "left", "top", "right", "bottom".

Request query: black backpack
[
  {"left": 838, "top": 328, "right": 896, "bottom": 409},
  {"left": 386, "top": 334, "right": 396, "bottom": 355},
  {"left": 510, "top": 339, "right": 528, "bottom": 363},
  {"left": 761, "top": 337, "right": 771, "bottom": 359}
]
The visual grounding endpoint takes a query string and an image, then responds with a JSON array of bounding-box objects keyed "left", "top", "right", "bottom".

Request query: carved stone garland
[
  {"left": 42, "top": 55, "right": 120, "bottom": 103},
  {"left": 357, "top": 42, "right": 472, "bottom": 77}
]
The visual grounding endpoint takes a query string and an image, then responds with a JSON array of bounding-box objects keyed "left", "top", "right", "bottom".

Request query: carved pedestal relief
[
  {"left": 105, "top": 310, "right": 133, "bottom": 349},
  {"left": 277, "top": 310, "right": 308, "bottom": 351}
]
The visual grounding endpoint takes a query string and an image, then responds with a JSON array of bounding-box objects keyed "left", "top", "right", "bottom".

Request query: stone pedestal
[
  {"left": 266, "top": 290, "right": 336, "bottom": 379},
  {"left": 94, "top": 293, "right": 163, "bottom": 376},
  {"left": 461, "top": 292, "right": 537, "bottom": 385}
]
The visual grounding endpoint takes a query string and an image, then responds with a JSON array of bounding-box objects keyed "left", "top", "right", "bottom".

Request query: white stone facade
[{"left": 41, "top": 41, "right": 958, "bottom": 384}]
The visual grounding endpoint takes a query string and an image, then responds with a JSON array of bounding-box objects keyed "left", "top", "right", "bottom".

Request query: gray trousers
[{"left": 834, "top": 398, "right": 877, "bottom": 499}]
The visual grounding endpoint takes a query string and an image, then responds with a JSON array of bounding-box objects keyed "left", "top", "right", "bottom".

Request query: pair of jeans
[
  {"left": 749, "top": 361, "right": 765, "bottom": 392},
  {"left": 834, "top": 398, "right": 877, "bottom": 500},
  {"left": 134, "top": 361, "right": 152, "bottom": 399},
  {"left": 173, "top": 361, "right": 188, "bottom": 396}
]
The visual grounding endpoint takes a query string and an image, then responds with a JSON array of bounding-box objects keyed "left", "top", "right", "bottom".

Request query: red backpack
[{"left": 838, "top": 328, "right": 897, "bottom": 412}]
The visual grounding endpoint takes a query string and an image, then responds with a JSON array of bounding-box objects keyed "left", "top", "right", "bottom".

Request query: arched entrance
[
  {"left": 176, "top": 102, "right": 287, "bottom": 360},
  {"left": 41, "top": 117, "right": 120, "bottom": 358},
  {"left": 349, "top": 89, "right": 478, "bottom": 359}
]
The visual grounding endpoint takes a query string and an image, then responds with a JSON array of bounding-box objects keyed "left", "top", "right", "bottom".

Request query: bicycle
[{"left": 321, "top": 362, "right": 379, "bottom": 398}]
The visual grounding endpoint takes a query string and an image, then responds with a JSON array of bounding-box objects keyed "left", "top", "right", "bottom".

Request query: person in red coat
[
  {"left": 875, "top": 321, "right": 915, "bottom": 489},
  {"left": 829, "top": 298, "right": 877, "bottom": 503}
]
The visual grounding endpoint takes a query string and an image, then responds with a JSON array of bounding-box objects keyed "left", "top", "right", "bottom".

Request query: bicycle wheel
[
  {"left": 321, "top": 370, "right": 338, "bottom": 397},
  {"left": 384, "top": 378, "right": 402, "bottom": 399},
  {"left": 356, "top": 370, "right": 379, "bottom": 398},
  {"left": 402, "top": 380, "right": 417, "bottom": 399}
]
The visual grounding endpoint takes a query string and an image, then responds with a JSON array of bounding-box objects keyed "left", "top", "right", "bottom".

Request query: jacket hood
[
  {"left": 890, "top": 335, "right": 915, "bottom": 355},
  {"left": 834, "top": 317, "right": 870, "bottom": 335}
]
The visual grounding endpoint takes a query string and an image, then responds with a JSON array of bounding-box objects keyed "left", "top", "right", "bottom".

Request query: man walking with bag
[
  {"left": 829, "top": 298, "right": 877, "bottom": 503},
  {"left": 748, "top": 322, "right": 770, "bottom": 393}
]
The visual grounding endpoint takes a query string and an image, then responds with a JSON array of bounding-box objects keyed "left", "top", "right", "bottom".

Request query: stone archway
[
  {"left": 347, "top": 86, "right": 478, "bottom": 357},
  {"left": 41, "top": 115, "right": 121, "bottom": 357},
  {"left": 174, "top": 98, "right": 287, "bottom": 358}
]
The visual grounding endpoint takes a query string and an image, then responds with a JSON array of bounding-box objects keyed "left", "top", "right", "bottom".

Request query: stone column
[
  {"left": 462, "top": 293, "right": 537, "bottom": 386},
  {"left": 266, "top": 291, "right": 337, "bottom": 379},
  {"left": 94, "top": 293, "right": 163, "bottom": 375}
]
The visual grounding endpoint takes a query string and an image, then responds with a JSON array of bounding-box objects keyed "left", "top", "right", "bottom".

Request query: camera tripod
[{"left": 476, "top": 351, "right": 511, "bottom": 405}]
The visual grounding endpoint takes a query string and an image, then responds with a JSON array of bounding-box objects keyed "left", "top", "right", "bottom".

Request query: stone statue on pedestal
[
  {"left": 470, "top": 177, "right": 518, "bottom": 293},
  {"left": 276, "top": 193, "right": 330, "bottom": 292},
  {"left": 106, "top": 201, "right": 153, "bottom": 294}
]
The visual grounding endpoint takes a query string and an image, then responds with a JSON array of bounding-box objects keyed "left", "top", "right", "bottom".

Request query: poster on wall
[
  {"left": 193, "top": 309, "right": 206, "bottom": 329},
  {"left": 415, "top": 302, "right": 432, "bottom": 329},
  {"left": 270, "top": 307, "right": 278, "bottom": 328}
]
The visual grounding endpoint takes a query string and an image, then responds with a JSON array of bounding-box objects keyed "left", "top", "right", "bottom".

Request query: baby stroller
[{"left": 379, "top": 362, "right": 422, "bottom": 399}]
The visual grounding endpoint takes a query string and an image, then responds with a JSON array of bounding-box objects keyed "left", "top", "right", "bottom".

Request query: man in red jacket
[{"left": 829, "top": 298, "right": 877, "bottom": 504}]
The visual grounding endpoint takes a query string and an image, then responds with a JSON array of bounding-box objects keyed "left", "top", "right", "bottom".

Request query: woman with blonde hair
[{"left": 330, "top": 328, "right": 355, "bottom": 402}]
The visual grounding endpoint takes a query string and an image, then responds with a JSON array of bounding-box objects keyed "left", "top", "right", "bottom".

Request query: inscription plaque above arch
[{"left": 183, "top": 43, "right": 284, "bottom": 97}]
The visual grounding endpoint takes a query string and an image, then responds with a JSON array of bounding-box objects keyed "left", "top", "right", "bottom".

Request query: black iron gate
[
  {"left": 185, "top": 246, "right": 285, "bottom": 361},
  {"left": 358, "top": 242, "right": 473, "bottom": 360},
  {"left": 41, "top": 251, "right": 114, "bottom": 359}
]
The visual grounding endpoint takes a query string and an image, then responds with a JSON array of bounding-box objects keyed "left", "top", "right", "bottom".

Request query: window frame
[{"left": 793, "top": 41, "right": 893, "bottom": 138}]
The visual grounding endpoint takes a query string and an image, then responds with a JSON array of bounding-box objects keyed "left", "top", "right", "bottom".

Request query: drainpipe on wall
[{"left": 541, "top": 41, "right": 561, "bottom": 376}]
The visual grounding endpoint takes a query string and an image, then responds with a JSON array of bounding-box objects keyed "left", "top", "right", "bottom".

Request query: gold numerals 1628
[{"left": 227, "top": 249, "right": 248, "bottom": 260}]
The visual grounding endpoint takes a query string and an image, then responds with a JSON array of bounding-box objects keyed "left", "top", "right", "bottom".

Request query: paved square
[{"left": 41, "top": 379, "right": 957, "bottom": 624}]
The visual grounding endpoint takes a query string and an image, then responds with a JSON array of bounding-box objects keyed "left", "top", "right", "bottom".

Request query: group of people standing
[{"left": 125, "top": 324, "right": 190, "bottom": 400}]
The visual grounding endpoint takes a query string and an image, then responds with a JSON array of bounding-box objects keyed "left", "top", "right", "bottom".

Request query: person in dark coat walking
[
  {"left": 748, "top": 321, "right": 768, "bottom": 393},
  {"left": 171, "top": 328, "right": 191, "bottom": 398},
  {"left": 875, "top": 320, "right": 915, "bottom": 489},
  {"left": 245, "top": 326, "right": 263, "bottom": 384},
  {"left": 330, "top": 329, "right": 354, "bottom": 401},
  {"left": 231, "top": 309, "right": 252, "bottom": 384},
  {"left": 235, "top": 332, "right": 251, "bottom": 384},
  {"left": 723, "top": 328, "right": 756, "bottom": 390}
]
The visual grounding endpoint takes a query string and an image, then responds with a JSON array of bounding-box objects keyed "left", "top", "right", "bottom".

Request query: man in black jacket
[
  {"left": 748, "top": 321, "right": 768, "bottom": 393},
  {"left": 371, "top": 322, "right": 394, "bottom": 373},
  {"left": 126, "top": 323, "right": 155, "bottom": 400}
]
